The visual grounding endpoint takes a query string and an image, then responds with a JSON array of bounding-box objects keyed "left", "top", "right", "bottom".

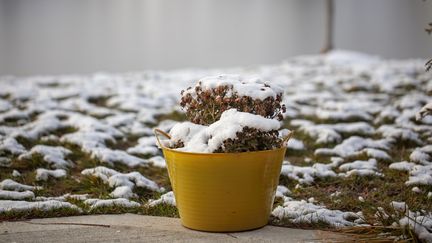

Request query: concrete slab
[{"left": 0, "top": 214, "right": 348, "bottom": 242}]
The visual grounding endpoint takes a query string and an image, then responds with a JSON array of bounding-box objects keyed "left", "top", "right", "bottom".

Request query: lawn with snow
[{"left": 0, "top": 50, "right": 431, "bottom": 241}]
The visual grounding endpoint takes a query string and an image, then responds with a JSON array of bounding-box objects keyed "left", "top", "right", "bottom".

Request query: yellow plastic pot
[{"left": 154, "top": 129, "right": 290, "bottom": 232}]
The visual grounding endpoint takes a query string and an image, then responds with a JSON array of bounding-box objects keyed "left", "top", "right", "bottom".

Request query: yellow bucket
[{"left": 154, "top": 129, "right": 290, "bottom": 232}]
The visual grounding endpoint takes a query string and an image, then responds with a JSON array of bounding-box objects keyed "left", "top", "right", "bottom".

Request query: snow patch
[
  {"left": 0, "top": 179, "right": 39, "bottom": 191},
  {"left": 280, "top": 159, "right": 339, "bottom": 185},
  {"left": 272, "top": 199, "right": 365, "bottom": 227},
  {"left": 0, "top": 190, "right": 34, "bottom": 200},
  {"left": 0, "top": 137, "right": 26, "bottom": 155},
  {"left": 315, "top": 136, "right": 391, "bottom": 160},
  {"left": 339, "top": 158, "right": 379, "bottom": 177},
  {"left": 82, "top": 166, "right": 162, "bottom": 199},
  {"left": 0, "top": 200, "right": 81, "bottom": 213},
  {"left": 148, "top": 191, "right": 176, "bottom": 207},
  {"left": 19, "top": 145, "right": 73, "bottom": 169},
  {"left": 84, "top": 198, "right": 140, "bottom": 209},
  {"left": 35, "top": 168, "right": 67, "bottom": 181}
]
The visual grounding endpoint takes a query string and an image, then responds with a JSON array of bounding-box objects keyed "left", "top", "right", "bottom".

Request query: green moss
[
  {"left": 0, "top": 207, "right": 82, "bottom": 221},
  {"left": 14, "top": 136, "right": 36, "bottom": 150},
  {"left": 14, "top": 154, "right": 49, "bottom": 171},
  {"left": 108, "top": 136, "right": 139, "bottom": 151},
  {"left": 50, "top": 126, "right": 78, "bottom": 137},
  {"left": 142, "top": 204, "right": 179, "bottom": 218},
  {"left": 64, "top": 143, "right": 104, "bottom": 173},
  {"left": 75, "top": 176, "right": 112, "bottom": 199},
  {"left": 87, "top": 96, "right": 112, "bottom": 107},
  {"left": 155, "top": 110, "right": 186, "bottom": 123}
]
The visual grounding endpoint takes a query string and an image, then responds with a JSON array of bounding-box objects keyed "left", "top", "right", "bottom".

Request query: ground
[{"left": 0, "top": 50, "right": 431, "bottom": 242}]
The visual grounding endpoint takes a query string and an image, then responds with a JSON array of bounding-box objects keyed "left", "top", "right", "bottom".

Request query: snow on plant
[
  {"left": 180, "top": 74, "right": 286, "bottom": 125},
  {"left": 169, "top": 75, "right": 287, "bottom": 153}
]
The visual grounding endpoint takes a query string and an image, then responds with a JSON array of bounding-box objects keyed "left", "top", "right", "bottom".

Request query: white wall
[{"left": 0, "top": 0, "right": 431, "bottom": 76}]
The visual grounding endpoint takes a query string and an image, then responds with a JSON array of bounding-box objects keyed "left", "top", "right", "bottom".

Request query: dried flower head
[
  {"left": 171, "top": 75, "right": 288, "bottom": 153},
  {"left": 214, "top": 127, "right": 283, "bottom": 153},
  {"left": 180, "top": 75, "right": 285, "bottom": 125}
]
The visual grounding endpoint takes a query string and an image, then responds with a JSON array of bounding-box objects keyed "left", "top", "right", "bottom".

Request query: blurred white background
[{"left": 0, "top": 0, "right": 431, "bottom": 76}]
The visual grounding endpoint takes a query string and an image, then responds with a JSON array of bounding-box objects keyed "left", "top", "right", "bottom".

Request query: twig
[{"left": 24, "top": 221, "right": 111, "bottom": 228}]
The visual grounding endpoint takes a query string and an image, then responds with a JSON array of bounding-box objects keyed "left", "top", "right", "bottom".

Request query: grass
[
  {"left": 86, "top": 96, "right": 112, "bottom": 107},
  {"left": 155, "top": 110, "right": 187, "bottom": 123},
  {"left": 276, "top": 114, "right": 431, "bottom": 242},
  {"left": 0, "top": 106, "right": 430, "bottom": 242},
  {"left": 0, "top": 207, "right": 82, "bottom": 221},
  {"left": 0, "top": 199, "right": 178, "bottom": 221},
  {"left": 278, "top": 138, "right": 429, "bottom": 241}
]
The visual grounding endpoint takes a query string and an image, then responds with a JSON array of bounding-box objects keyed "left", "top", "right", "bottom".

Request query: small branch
[
  {"left": 226, "top": 233, "right": 238, "bottom": 239},
  {"left": 24, "top": 221, "right": 111, "bottom": 228}
]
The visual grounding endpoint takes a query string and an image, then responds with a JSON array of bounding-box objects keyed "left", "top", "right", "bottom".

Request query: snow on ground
[
  {"left": 390, "top": 201, "right": 432, "bottom": 243},
  {"left": 35, "top": 168, "right": 67, "bottom": 181},
  {"left": 0, "top": 50, "right": 431, "bottom": 239},
  {"left": 272, "top": 199, "right": 366, "bottom": 227},
  {"left": 293, "top": 120, "right": 375, "bottom": 144},
  {"left": 0, "top": 137, "right": 26, "bottom": 156},
  {"left": 0, "top": 179, "right": 40, "bottom": 191},
  {"left": 314, "top": 136, "right": 391, "bottom": 160},
  {"left": 286, "top": 138, "right": 305, "bottom": 151},
  {"left": 18, "top": 145, "right": 73, "bottom": 169},
  {"left": 81, "top": 166, "right": 162, "bottom": 199},
  {"left": 147, "top": 191, "right": 176, "bottom": 207},
  {"left": 34, "top": 193, "right": 89, "bottom": 202},
  {"left": 0, "top": 200, "right": 81, "bottom": 213},
  {"left": 84, "top": 198, "right": 140, "bottom": 210},
  {"left": 0, "top": 190, "right": 34, "bottom": 200},
  {"left": 280, "top": 159, "right": 339, "bottom": 185},
  {"left": 339, "top": 158, "right": 382, "bottom": 177},
  {"left": 90, "top": 148, "right": 149, "bottom": 167}
]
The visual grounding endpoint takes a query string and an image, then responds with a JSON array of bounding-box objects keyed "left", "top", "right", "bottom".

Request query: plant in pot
[{"left": 154, "top": 74, "right": 292, "bottom": 232}]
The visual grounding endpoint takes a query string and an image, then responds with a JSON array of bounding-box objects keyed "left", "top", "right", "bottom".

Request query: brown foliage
[
  {"left": 214, "top": 127, "right": 282, "bottom": 153},
  {"left": 174, "top": 78, "right": 286, "bottom": 152},
  {"left": 180, "top": 83, "right": 285, "bottom": 125}
]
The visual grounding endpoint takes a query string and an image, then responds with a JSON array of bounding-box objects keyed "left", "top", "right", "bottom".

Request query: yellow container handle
[
  {"left": 282, "top": 130, "right": 293, "bottom": 146},
  {"left": 154, "top": 128, "right": 171, "bottom": 149},
  {"left": 154, "top": 128, "right": 293, "bottom": 150}
]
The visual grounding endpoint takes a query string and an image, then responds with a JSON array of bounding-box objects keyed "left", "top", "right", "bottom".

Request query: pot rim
[
  {"left": 161, "top": 145, "right": 287, "bottom": 156},
  {"left": 154, "top": 128, "right": 291, "bottom": 156}
]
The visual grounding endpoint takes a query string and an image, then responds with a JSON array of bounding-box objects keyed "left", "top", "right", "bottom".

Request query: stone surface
[{"left": 0, "top": 214, "right": 347, "bottom": 242}]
